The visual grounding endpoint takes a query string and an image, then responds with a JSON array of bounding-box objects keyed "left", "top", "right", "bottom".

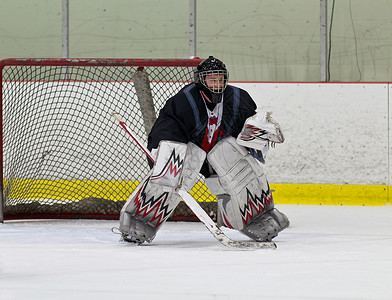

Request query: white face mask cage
[{"left": 198, "top": 70, "right": 228, "bottom": 94}]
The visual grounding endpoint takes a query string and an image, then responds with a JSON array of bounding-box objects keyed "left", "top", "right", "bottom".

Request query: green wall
[{"left": 1, "top": 0, "right": 392, "bottom": 81}]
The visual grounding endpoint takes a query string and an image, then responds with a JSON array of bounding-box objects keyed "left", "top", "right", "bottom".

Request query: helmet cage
[{"left": 198, "top": 69, "right": 229, "bottom": 94}]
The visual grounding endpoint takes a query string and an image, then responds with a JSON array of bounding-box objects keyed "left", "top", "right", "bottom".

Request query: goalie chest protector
[{"left": 148, "top": 83, "right": 257, "bottom": 153}]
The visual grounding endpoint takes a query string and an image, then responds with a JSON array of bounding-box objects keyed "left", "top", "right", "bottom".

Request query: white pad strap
[
  {"left": 236, "top": 110, "right": 284, "bottom": 151},
  {"left": 180, "top": 142, "right": 207, "bottom": 191},
  {"left": 207, "top": 137, "right": 274, "bottom": 230}
]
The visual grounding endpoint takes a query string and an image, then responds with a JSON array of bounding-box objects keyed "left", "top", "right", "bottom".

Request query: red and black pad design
[
  {"left": 132, "top": 177, "right": 175, "bottom": 228},
  {"left": 150, "top": 148, "right": 184, "bottom": 182},
  {"left": 240, "top": 187, "right": 273, "bottom": 227}
]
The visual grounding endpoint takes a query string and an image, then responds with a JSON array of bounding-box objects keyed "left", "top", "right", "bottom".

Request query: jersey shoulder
[{"left": 225, "top": 85, "right": 257, "bottom": 109}]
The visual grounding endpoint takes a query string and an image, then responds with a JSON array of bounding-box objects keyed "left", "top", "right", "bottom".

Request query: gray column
[
  {"left": 320, "top": 0, "right": 328, "bottom": 82},
  {"left": 189, "top": 0, "right": 196, "bottom": 58}
]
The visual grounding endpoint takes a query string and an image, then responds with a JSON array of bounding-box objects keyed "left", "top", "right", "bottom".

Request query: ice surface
[{"left": 1, "top": 204, "right": 392, "bottom": 300}]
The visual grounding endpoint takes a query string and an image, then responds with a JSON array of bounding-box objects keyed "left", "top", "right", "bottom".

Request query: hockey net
[{"left": 0, "top": 58, "right": 218, "bottom": 222}]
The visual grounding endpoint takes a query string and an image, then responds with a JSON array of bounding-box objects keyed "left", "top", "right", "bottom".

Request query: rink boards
[
  {"left": 3, "top": 178, "right": 388, "bottom": 206},
  {"left": 239, "top": 82, "right": 391, "bottom": 205},
  {"left": 3, "top": 81, "right": 392, "bottom": 206}
]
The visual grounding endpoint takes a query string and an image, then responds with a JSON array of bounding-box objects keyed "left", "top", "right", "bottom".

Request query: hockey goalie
[{"left": 118, "top": 56, "right": 289, "bottom": 244}]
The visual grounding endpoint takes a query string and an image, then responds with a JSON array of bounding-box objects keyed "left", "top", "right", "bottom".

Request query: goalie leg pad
[
  {"left": 205, "top": 175, "right": 226, "bottom": 195},
  {"left": 240, "top": 208, "right": 290, "bottom": 242},
  {"left": 120, "top": 209, "right": 157, "bottom": 243},
  {"left": 119, "top": 174, "right": 179, "bottom": 243},
  {"left": 119, "top": 141, "right": 206, "bottom": 243},
  {"left": 207, "top": 137, "right": 274, "bottom": 230},
  {"left": 178, "top": 142, "right": 207, "bottom": 191},
  {"left": 150, "top": 140, "right": 206, "bottom": 191}
]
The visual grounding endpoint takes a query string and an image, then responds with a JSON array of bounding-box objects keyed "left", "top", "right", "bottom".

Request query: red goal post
[{"left": 0, "top": 57, "right": 218, "bottom": 222}]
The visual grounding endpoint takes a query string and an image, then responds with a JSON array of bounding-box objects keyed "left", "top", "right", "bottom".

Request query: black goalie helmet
[{"left": 195, "top": 56, "right": 229, "bottom": 103}]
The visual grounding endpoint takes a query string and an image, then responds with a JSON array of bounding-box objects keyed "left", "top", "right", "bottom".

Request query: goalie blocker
[{"left": 120, "top": 136, "right": 288, "bottom": 244}]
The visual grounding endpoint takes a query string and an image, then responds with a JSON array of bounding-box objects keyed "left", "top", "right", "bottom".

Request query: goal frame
[{"left": 0, "top": 57, "right": 204, "bottom": 222}]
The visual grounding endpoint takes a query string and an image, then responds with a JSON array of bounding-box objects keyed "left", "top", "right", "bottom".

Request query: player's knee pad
[
  {"left": 207, "top": 136, "right": 274, "bottom": 230},
  {"left": 119, "top": 140, "right": 206, "bottom": 243},
  {"left": 240, "top": 208, "right": 290, "bottom": 242}
]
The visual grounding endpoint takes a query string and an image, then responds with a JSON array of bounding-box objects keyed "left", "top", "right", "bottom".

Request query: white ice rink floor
[{"left": 1, "top": 204, "right": 392, "bottom": 300}]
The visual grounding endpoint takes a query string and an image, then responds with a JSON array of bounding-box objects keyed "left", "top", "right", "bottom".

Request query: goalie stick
[{"left": 112, "top": 112, "right": 277, "bottom": 250}]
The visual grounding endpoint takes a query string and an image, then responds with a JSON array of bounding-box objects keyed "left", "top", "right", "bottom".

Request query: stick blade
[{"left": 213, "top": 229, "right": 277, "bottom": 249}]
